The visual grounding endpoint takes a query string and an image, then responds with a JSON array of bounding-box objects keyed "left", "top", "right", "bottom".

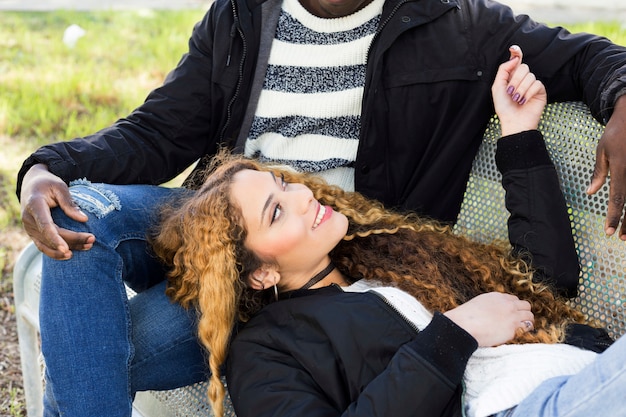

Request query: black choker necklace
[{"left": 299, "top": 262, "right": 336, "bottom": 290}]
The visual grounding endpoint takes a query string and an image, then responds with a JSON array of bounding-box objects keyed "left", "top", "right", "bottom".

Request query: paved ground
[{"left": 0, "top": 0, "right": 624, "bottom": 24}]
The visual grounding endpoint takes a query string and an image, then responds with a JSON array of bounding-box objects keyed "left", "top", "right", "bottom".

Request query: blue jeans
[
  {"left": 494, "top": 333, "right": 626, "bottom": 417},
  {"left": 40, "top": 183, "right": 207, "bottom": 417}
]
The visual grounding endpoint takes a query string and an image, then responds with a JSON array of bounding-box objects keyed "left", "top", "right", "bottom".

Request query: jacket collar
[{"left": 279, "top": 283, "right": 345, "bottom": 300}]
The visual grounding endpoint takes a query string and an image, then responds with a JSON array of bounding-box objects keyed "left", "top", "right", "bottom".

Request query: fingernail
[
  {"left": 507, "top": 86, "right": 514, "bottom": 95},
  {"left": 519, "top": 97, "right": 526, "bottom": 105},
  {"left": 513, "top": 93, "right": 520, "bottom": 102}
]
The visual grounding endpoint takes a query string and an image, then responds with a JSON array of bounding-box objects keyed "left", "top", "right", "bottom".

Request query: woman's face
[{"left": 230, "top": 169, "right": 349, "bottom": 289}]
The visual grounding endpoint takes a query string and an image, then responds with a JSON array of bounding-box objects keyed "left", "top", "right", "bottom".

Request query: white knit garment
[
  {"left": 344, "top": 280, "right": 598, "bottom": 417},
  {"left": 244, "top": 0, "right": 383, "bottom": 191}
]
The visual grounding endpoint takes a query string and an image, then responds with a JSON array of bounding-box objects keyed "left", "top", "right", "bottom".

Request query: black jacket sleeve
[{"left": 495, "top": 130, "right": 580, "bottom": 298}]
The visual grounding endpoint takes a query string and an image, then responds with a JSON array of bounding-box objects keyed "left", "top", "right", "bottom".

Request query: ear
[{"left": 249, "top": 265, "right": 281, "bottom": 290}]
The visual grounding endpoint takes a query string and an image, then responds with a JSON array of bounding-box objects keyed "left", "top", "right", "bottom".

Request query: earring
[{"left": 273, "top": 277, "right": 278, "bottom": 302}]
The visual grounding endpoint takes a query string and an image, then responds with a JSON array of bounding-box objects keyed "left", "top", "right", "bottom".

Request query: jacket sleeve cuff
[
  {"left": 495, "top": 130, "right": 552, "bottom": 174},
  {"left": 16, "top": 154, "right": 45, "bottom": 201},
  {"left": 406, "top": 312, "right": 478, "bottom": 384},
  {"left": 15, "top": 150, "right": 75, "bottom": 201}
]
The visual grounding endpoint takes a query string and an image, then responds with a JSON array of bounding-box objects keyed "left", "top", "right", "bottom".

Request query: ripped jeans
[{"left": 40, "top": 183, "right": 207, "bottom": 417}]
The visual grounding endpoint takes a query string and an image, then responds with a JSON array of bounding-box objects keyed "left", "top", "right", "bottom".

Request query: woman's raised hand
[{"left": 492, "top": 45, "right": 547, "bottom": 137}]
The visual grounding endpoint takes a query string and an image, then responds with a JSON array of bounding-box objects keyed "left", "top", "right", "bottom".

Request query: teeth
[{"left": 313, "top": 205, "right": 326, "bottom": 229}]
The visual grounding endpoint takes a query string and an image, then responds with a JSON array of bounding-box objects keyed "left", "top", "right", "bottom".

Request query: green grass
[
  {"left": 0, "top": 9, "right": 207, "bottom": 229},
  {"left": 0, "top": 10, "right": 207, "bottom": 144}
]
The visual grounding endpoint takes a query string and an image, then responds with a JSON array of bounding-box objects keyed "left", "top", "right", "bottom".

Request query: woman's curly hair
[{"left": 150, "top": 151, "right": 587, "bottom": 417}]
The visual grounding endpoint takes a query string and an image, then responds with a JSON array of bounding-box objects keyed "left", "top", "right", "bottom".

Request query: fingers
[
  {"left": 22, "top": 196, "right": 70, "bottom": 258},
  {"left": 20, "top": 165, "right": 95, "bottom": 259},
  {"left": 22, "top": 197, "right": 95, "bottom": 259},
  {"left": 588, "top": 98, "right": 626, "bottom": 240},
  {"left": 588, "top": 139, "right": 626, "bottom": 239},
  {"left": 507, "top": 68, "right": 537, "bottom": 105},
  {"left": 515, "top": 299, "right": 535, "bottom": 332},
  {"left": 587, "top": 157, "right": 608, "bottom": 197},
  {"left": 509, "top": 44, "right": 523, "bottom": 62},
  {"left": 55, "top": 184, "right": 90, "bottom": 223},
  {"left": 493, "top": 46, "right": 521, "bottom": 89},
  {"left": 607, "top": 172, "right": 626, "bottom": 239},
  {"left": 494, "top": 45, "right": 523, "bottom": 86},
  {"left": 494, "top": 45, "right": 542, "bottom": 105}
]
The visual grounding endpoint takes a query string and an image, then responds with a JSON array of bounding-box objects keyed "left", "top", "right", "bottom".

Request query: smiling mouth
[{"left": 312, "top": 204, "right": 327, "bottom": 229}]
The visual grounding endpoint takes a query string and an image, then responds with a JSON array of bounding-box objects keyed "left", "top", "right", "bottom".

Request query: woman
[{"left": 151, "top": 48, "right": 618, "bottom": 417}]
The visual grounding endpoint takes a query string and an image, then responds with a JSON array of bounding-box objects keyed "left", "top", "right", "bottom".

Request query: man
[{"left": 16, "top": 0, "right": 626, "bottom": 415}]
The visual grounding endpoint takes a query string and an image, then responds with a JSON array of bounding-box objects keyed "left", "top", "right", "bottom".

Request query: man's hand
[
  {"left": 588, "top": 94, "right": 626, "bottom": 240},
  {"left": 20, "top": 164, "right": 95, "bottom": 259}
]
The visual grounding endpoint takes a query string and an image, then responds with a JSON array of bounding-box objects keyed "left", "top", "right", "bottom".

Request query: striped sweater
[{"left": 244, "top": 0, "right": 383, "bottom": 191}]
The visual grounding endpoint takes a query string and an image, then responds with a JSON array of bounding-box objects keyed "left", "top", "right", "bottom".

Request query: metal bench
[{"left": 13, "top": 101, "right": 625, "bottom": 416}]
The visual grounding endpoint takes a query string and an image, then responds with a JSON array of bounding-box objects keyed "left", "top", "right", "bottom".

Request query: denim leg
[
  {"left": 507, "top": 335, "right": 626, "bottom": 417},
  {"left": 129, "top": 280, "right": 208, "bottom": 392},
  {"left": 40, "top": 183, "right": 206, "bottom": 417}
]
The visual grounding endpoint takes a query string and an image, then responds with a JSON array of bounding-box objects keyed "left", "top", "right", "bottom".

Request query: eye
[
  {"left": 271, "top": 204, "right": 282, "bottom": 224},
  {"left": 270, "top": 173, "right": 287, "bottom": 224}
]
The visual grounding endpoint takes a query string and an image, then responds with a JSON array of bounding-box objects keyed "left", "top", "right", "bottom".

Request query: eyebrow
[{"left": 260, "top": 171, "right": 276, "bottom": 228}]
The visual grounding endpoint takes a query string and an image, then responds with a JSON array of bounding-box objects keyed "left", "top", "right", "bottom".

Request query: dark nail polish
[
  {"left": 513, "top": 93, "right": 520, "bottom": 102},
  {"left": 507, "top": 86, "right": 514, "bottom": 95}
]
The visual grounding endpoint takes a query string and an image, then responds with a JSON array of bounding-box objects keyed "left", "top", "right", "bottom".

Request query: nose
[{"left": 289, "top": 184, "right": 315, "bottom": 214}]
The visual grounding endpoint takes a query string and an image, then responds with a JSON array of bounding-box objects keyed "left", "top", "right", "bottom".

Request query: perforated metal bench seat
[{"left": 14, "top": 101, "right": 625, "bottom": 416}]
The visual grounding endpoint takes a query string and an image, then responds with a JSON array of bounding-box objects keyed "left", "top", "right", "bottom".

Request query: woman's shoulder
[{"left": 232, "top": 287, "right": 411, "bottom": 344}]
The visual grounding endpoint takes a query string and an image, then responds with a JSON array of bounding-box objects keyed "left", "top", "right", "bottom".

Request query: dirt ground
[{"left": 1, "top": 226, "right": 31, "bottom": 417}]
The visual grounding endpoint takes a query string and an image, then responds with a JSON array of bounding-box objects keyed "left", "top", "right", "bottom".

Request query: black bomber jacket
[{"left": 17, "top": 0, "right": 626, "bottom": 224}]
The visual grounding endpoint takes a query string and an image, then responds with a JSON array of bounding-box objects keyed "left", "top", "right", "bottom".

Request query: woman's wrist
[{"left": 500, "top": 119, "right": 540, "bottom": 137}]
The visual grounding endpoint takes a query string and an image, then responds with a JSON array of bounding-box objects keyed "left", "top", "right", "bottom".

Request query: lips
[{"left": 312, "top": 204, "right": 332, "bottom": 229}]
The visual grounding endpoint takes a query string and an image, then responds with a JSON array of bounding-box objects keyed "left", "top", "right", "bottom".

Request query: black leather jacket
[
  {"left": 225, "top": 132, "right": 581, "bottom": 417},
  {"left": 17, "top": 0, "right": 626, "bottom": 224}
]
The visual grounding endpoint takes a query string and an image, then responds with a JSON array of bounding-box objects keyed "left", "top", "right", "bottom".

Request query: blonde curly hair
[{"left": 150, "top": 151, "right": 588, "bottom": 417}]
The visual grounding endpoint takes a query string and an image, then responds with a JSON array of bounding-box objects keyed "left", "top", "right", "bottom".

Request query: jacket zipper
[
  {"left": 369, "top": 0, "right": 409, "bottom": 51},
  {"left": 369, "top": 289, "right": 421, "bottom": 334},
  {"left": 370, "top": 288, "right": 471, "bottom": 417},
  {"left": 363, "top": 0, "right": 408, "bottom": 97},
  {"left": 220, "top": 0, "right": 248, "bottom": 143}
]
